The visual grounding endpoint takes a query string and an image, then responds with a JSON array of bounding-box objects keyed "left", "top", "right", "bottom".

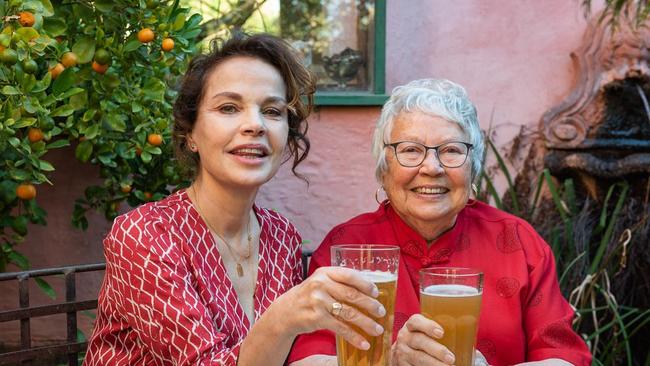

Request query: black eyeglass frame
[{"left": 384, "top": 141, "right": 474, "bottom": 168}]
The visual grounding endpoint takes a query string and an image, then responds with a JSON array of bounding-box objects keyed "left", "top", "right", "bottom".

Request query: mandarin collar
[{"left": 382, "top": 201, "right": 465, "bottom": 267}]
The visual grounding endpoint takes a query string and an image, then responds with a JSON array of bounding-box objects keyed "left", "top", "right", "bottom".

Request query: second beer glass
[
  {"left": 331, "top": 245, "right": 400, "bottom": 366},
  {"left": 420, "top": 267, "right": 483, "bottom": 366}
]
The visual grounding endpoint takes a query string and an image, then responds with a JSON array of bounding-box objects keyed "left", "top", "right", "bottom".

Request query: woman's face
[
  {"left": 381, "top": 111, "right": 473, "bottom": 238},
  {"left": 188, "top": 56, "right": 289, "bottom": 189}
]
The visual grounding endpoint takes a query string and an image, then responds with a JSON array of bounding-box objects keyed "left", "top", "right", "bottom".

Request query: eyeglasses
[{"left": 384, "top": 141, "right": 473, "bottom": 168}]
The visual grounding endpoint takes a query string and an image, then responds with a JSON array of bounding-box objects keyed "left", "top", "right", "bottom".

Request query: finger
[
  {"left": 327, "top": 282, "right": 386, "bottom": 318},
  {"left": 405, "top": 347, "right": 452, "bottom": 366},
  {"left": 323, "top": 296, "right": 384, "bottom": 337},
  {"left": 320, "top": 267, "right": 379, "bottom": 298},
  {"left": 407, "top": 332, "right": 455, "bottom": 365},
  {"left": 404, "top": 314, "right": 445, "bottom": 339},
  {"left": 328, "top": 316, "right": 372, "bottom": 351}
]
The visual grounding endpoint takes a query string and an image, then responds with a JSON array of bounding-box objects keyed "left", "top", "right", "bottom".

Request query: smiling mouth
[
  {"left": 412, "top": 187, "right": 449, "bottom": 194},
  {"left": 230, "top": 147, "right": 268, "bottom": 158}
]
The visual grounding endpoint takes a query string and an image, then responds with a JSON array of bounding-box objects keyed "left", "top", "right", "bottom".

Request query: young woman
[{"left": 84, "top": 33, "right": 386, "bottom": 366}]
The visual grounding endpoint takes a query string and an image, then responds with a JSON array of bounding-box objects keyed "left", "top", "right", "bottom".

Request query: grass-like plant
[{"left": 477, "top": 138, "right": 650, "bottom": 365}]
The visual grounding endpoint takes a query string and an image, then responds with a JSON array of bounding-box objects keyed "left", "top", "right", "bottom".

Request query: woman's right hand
[
  {"left": 391, "top": 314, "right": 456, "bottom": 366},
  {"left": 276, "top": 266, "right": 387, "bottom": 351}
]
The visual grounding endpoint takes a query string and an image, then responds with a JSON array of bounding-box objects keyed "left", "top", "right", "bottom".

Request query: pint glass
[
  {"left": 331, "top": 245, "right": 400, "bottom": 366},
  {"left": 419, "top": 268, "right": 483, "bottom": 366}
]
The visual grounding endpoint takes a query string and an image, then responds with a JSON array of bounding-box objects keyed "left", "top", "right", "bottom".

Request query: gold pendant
[{"left": 236, "top": 263, "right": 244, "bottom": 277}]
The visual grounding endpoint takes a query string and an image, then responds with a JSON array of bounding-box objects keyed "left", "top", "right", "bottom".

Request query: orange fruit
[
  {"left": 137, "top": 28, "right": 155, "bottom": 43},
  {"left": 49, "top": 63, "right": 65, "bottom": 79},
  {"left": 161, "top": 37, "right": 174, "bottom": 52},
  {"left": 120, "top": 184, "right": 132, "bottom": 193},
  {"left": 27, "top": 128, "right": 44, "bottom": 143},
  {"left": 16, "top": 183, "right": 36, "bottom": 200},
  {"left": 92, "top": 61, "right": 109, "bottom": 74},
  {"left": 147, "top": 133, "right": 163, "bottom": 146},
  {"left": 143, "top": 191, "right": 153, "bottom": 200},
  {"left": 18, "top": 12, "right": 35, "bottom": 27},
  {"left": 60, "top": 52, "right": 77, "bottom": 68}
]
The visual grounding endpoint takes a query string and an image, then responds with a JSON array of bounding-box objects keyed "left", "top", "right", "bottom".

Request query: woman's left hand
[{"left": 391, "top": 314, "right": 456, "bottom": 365}]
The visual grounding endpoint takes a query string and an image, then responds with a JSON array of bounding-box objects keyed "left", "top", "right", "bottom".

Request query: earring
[
  {"left": 190, "top": 143, "right": 197, "bottom": 151},
  {"left": 471, "top": 183, "right": 478, "bottom": 196},
  {"left": 375, "top": 186, "right": 389, "bottom": 205}
]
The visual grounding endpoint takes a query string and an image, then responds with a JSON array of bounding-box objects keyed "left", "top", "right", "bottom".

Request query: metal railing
[{"left": 0, "top": 263, "right": 106, "bottom": 366}]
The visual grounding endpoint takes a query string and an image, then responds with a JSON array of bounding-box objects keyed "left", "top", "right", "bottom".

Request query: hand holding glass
[
  {"left": 420, "top": 267, "right": 483, "bottom": 366},
  {"left": 331, "top": 245, "right": 400, "bottom": 366}
]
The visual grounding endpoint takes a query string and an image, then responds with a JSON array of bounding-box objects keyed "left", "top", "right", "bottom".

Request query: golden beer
[
  {"left": 336, "top": 271, "right": 397, "bottom": 366},
  {"left": 420, "top": 284, "right": 482, "bottom": 366}
]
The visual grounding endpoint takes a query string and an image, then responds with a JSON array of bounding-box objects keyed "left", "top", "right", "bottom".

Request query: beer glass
[
  {"left": 419, "top": 267, "right": 483, "bottom": 366},
  {"left": 331, "top": 245, "right": 400, "bottom": 366}
]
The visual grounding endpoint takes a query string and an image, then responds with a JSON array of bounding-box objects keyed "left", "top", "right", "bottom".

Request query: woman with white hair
[{"left": 288, "top": 79, "right": 591, "bottom": 365}]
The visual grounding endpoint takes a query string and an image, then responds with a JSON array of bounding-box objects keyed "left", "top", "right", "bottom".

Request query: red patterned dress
[
  {"left": 84, "top": 190, "right": 303, "bottom": 365},
  {"left": 288, "top": 200, "right": 592, "bottom": 366}
]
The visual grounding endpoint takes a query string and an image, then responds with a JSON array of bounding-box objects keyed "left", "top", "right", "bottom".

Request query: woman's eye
[
  {"left": 218, "top": 104, "right": 238, "bottom": 114},
  {"left": 263, "top": 108, "right": 283, "bottom": 117}
]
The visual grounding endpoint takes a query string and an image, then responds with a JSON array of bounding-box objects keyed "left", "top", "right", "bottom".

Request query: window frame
[{"left": 313, "top": 0, "right": 388, "bottom": 106}]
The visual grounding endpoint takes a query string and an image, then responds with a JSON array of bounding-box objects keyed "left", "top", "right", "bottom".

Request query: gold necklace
[{"left": 192, "top": 186, "right": 253, "bottom": 277}]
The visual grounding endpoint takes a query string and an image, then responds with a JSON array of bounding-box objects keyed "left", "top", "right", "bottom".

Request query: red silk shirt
[
  {"left": 288, "top": 200, "right": 591, "bottom": 366},
  {"left": 84, "top": 190, "right": 303, "bottom": 365}
]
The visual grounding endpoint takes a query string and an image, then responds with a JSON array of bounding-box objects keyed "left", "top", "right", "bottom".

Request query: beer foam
[
  {"left": 360, "top": 270, "right": 397, "bottom": 283},
  {"left": 421, "top": 284, "right": 481, "bottom": 297}
]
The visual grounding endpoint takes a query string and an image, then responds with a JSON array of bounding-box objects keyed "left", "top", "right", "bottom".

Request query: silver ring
[{"left": 330, "top": 302, "right": 343, "bottom": 317}]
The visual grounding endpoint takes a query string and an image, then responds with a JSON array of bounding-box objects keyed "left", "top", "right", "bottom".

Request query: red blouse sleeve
[
  {"left": 102, "top": 214, "right": 241, "bottom": 365},
  {"left": 286, "top": 244, "right": 337, "bottom": 363},
  {"left": 517, "top": 222, "right": 592, "bottom": 366}
]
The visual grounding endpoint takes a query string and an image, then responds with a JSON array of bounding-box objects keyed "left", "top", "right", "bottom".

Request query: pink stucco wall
[{"left": 1, "top": 0, "right": 605, "bottom": 346}]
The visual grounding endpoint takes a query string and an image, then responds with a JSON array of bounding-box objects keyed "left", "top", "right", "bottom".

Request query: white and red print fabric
[{"left": 84, "top": 190, "right": 303, "bottom": 365}]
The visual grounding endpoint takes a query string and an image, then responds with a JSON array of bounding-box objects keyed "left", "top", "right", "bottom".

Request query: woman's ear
[{"left": 186, "top": 133, "right": 198, "bottom": 152}]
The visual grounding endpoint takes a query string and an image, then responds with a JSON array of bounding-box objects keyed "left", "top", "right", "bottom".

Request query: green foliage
[
  {"left": 478, "top": 139, "right": 649, "bottom": 364},
  {"left": 0, "top": 0, "right": 203, "bottom": 271},
  {"left": 582, "top": 0, "right": 650, "bottom": 28}
]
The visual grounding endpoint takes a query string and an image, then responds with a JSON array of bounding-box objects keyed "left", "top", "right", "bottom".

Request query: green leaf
[
  {"left": 75, "top": 140, "right": 93, "bottom": 162},
  {"left": 142, "top": 78, "right": 166, "bottom": 102},
  {"left": 35, "top": 278, "right": 56, "bottom": 299},
  {"left": 60, "top": 87, "right": 85, "bottom": 100},
  {"left": 84, "top": 124, "right": 100, "bottom": 139},
  {"left": 1, "top": 86, "right": 21, "bottom": 95},
  {"left": 42, "top": 17, "right": 67, "bottom": 36},
  {"left": 94, "top": 0, "right": 113, "bottom": 12},
  {"left": 72, "top": 36, "right": 96, "bottom": 64},
  {"left": 104, "top": 114, "right": 126, "bottom": 132},
  {"left": 38, "top": 160, "right": 55, "bottom": 171},
  {"left": 11, "top": 216, "right": 28, "bottom": 236},
  {"left": 46, "top": 139, "right": 70, "bottom": 149},
  {"left": 8, "top": 250, "right": 29, "bottom": 270},
  {"left": 50, "top": 104, "right": 75, "bottom": 117},
  {"left": 14, "top": 118, "right": 37, "bottom": 128},
  {"left": 172, "top": 13, "right": 186, "bottom": 31},
  {"left": 15, "top": 27, "right": 39, "bottom": 42},
  {"left": 52, "top": 68, "right": 76, "bottom": 95},
  {"left": 83, "top": 109, "right": 97, "bottom": 122},
  {"left": 10, "top": 169, "right": 29, "bottom": 181},
  {"left": 123, "top": 39, "right": 142, "bottom": 53},
  {"left": 9, "top": 137, "right": 20, "bottom": 147},
  {"left": 140, "top": 151, "right": 152, "bottom": 163}
]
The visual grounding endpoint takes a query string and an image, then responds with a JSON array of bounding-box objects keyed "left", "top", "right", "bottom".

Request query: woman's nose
[
  {"left": 419, "top": 150, "right": 445, "bottom": 174},
  {"left": 242, "top": 110, "right": 267, "bottom": 136}
]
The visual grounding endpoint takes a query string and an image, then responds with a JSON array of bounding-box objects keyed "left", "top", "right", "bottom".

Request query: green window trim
[{"left": 314, "top": 0, "right": 387, "bottom": 106}]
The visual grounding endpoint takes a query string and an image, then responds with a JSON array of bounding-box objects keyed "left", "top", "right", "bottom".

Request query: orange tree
[{"left": 0, "top": 0, "right": 202, "bottom": 272}]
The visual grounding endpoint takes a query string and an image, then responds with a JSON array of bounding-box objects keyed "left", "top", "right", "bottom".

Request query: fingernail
[
  {"left": 444, "top": 352, "right": 455, "bottom": 364},
  {"left": 433, "top": 328, "right": 444, "bottom": 338},
  {"left": 371, "top": 286, "right": 379, "bottom": 297},
  {"left": 361, "top": 341, "right": 370, "bottom": 350},
  {"left": 377, "top": 305, "right": 386, "bottom": 317},
  {"left": 375, "top": 324, "right": 384, "bottom": 335}
]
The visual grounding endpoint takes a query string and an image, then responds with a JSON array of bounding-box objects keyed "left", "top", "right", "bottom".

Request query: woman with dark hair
[{"left": 84, "top": 33, "right": 386, "bottom": 365}]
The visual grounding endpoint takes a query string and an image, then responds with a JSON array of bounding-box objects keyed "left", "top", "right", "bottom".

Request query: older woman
[
  {"left": 83, "top": 33, "right": 386, "bottom": 366},
  {"left": 288, "top": 79, "right": 592, "bottom": 366}
]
